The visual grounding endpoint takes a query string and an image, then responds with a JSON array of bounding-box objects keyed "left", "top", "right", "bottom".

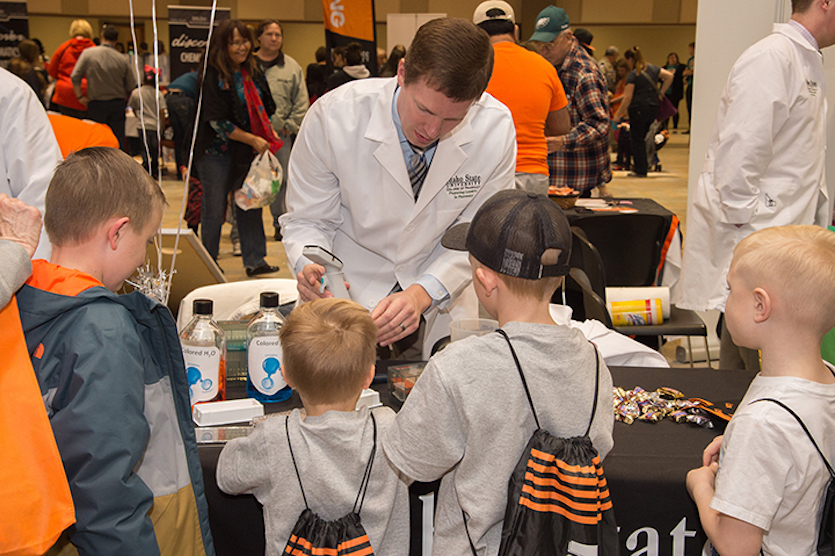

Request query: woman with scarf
[{"left": 196, "top": 19, "right": 282, "bottom": 276}]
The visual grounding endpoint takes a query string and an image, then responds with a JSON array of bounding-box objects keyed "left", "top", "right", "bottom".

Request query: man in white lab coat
[
  {"left": 280, "top": 18, "right": 516, "bottom": 358},
  {"left": 677, "top": 0, "right": 835, "bottom": 369},
  {"left": 0, "top": 67, "right": 62, "bottom": 260}
]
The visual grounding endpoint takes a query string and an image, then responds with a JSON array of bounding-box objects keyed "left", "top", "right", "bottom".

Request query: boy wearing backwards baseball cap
[{"left": 383, "top": 189, "right": 614, "bottom": 554}]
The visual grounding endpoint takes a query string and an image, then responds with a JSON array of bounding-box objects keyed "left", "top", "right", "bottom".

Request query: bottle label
[
  {"left": 183, "top": 345, "right": 221, "bottom": 403},
  {"left": 248, "top": 337, "right": 286, "bottom": 395}
]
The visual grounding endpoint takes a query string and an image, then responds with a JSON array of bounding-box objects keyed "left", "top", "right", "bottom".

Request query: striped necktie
[{"left": 408, "top": 149, "right": 429, "bottom": 200}]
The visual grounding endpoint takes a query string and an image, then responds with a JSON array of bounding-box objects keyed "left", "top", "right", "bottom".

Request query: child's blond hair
[
  {"left": 45, "top": 147, "right": 165, "bottom": 247},
  {"left": 732, "top": 225, "right": 835, "bottom": 335},
  {"left": 279, "top": 298, "right": 377, "bottom": 405}
]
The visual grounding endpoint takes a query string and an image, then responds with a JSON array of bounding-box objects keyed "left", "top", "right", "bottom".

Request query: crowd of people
[
  {"left": 593, "top": 41, "right": 695, "bottom": 176},
  {"left": 1, "top": 1, "right": 835, "bottom": 555}
]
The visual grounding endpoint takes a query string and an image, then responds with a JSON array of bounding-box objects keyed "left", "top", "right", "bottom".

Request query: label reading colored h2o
[
  {"left": 183, "top": 345, "right": 221, "bottom": 403},
  {"left": 248, "top": 337, "right": 285, "bottom": 395}
]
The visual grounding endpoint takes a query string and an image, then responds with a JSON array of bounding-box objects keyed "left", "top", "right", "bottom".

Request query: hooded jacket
[
  {"left": 17, "top": 261, "right": 215, "bottom": 556},
  {"left": 47, "top": 37, "right": 95, "bottom": 111}
]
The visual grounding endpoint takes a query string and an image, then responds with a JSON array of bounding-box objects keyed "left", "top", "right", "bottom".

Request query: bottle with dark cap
[
  {"left": 181, "top": 299, "right": 227, "bottom": 406},
  {"left": 246, "top": 292, "right": 291, "bottom": 403}
]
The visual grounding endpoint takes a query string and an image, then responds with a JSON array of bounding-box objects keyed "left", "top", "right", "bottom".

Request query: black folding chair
[
  {"left": 570, "top": 214, "right": 711, "bottom": 366},
  {"left": 569, "top": 213, "right": 666, "bottom": 287},
  {"left": 561, "top": 268, "right": 613, "bottom": 329},
  {"left": 569, "top": 227, "right": 606, "bottom": 297}
]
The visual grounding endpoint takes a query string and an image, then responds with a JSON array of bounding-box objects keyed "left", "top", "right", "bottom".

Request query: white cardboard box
[{"left": 192, "top": 398, "right": 264, "bottom": 426}]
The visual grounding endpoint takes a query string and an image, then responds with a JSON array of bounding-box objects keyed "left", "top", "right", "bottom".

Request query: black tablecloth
[
  {"left": 606, "top": 366, "right": 755, "bottom": 555},
  {"left": 564, "top": 198, "right": 678, "bottom": 287},
  {"left": 200, "top": 365, "right": 756, "bottom": 556},
  {"left": 563, "top": 197, "right": 675, "bottom": 224}
]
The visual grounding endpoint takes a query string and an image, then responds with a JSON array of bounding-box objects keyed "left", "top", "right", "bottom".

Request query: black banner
[
  {"left": 0, "top": 2, "right": 28, "bottom": 67},
  {"left": 167, "top": 5, "right": 230, "bottom": 81},
  {"left": 322, "top": 0, "right": 378, "bottom": 76}
]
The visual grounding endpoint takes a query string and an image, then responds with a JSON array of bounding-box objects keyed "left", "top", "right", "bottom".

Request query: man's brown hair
[
  {"left": 403, "top": 17, "right": 493, "bottom": 102},
  {"left": 792, "top": 0, "right": 815, "bottom": 13},
  {"left": 279, "top": 298, "right": 377, "bottom": 405},
  {"left": 256, "top": 18, "right": 282, "bottom": 38},
  {"left": 45, "top": 147, "right": 165, "bottom": 246}
]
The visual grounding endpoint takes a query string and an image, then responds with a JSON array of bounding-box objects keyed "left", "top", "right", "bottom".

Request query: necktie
[{"left": 408, "top": 149, "right": 429, "bottom": 200}]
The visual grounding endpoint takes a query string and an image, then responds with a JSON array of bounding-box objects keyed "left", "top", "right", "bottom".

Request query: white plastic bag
[{"left": 235, "top": 151, "right": 283, "bottom": 210}]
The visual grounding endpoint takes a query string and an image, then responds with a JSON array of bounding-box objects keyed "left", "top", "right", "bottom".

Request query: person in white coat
[
  {"left": 676, "top": 0, "right": 835, "bottom": 370},
  {"left": 0, "top": 67, "right": 62, "bottom": 260},
  {"left": 280, "top": 18, "right": 516, "bottom": 358}
]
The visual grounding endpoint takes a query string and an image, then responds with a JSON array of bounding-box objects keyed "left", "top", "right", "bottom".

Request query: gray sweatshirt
[{"left": 217, "top": 406, "right": 410, "bottom": 556}]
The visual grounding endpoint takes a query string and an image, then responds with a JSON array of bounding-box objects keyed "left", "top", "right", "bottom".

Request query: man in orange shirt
[
  {"left": 47, "top": 113, "right": 119, "bottom": 158},
  {"left": 474, "top": 0, "right": 570, "bottom": 195}
]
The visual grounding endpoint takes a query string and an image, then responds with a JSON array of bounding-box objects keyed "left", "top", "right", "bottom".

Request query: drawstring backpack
[
  {"left": 283, "top": 412, "right": 378, "bottom": 556},
  {"left": 751, "top": 397, "right": 835, "bottom": 556},
  {"left": 478, "top": 329, "right": 620, "bottom": 556}
]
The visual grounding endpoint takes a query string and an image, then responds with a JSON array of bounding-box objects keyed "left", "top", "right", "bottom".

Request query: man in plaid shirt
[{"left": 530, "top": 6, "right": 612, "bottom": 197}]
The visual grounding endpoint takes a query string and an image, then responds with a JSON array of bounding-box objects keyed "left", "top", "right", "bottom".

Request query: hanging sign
[
  {"left": 0, "top": 2, "right": 27, "bottom": 67},
  {"left": 168, "top": 5, "right": 230, "bottom": 80},
  {"left": 322, "top": 0, "right": 378, "bottom": 76}
]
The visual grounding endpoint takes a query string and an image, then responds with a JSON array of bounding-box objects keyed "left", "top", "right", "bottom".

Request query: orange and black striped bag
[
  {"left": 283, "top": 412, "right": 377, "bottom": 556},
  {"left": 491, "top": 329, "right": 619, "bottom": 556}
]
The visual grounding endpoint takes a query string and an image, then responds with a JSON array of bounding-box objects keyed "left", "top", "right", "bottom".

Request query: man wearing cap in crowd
[
  {"left": 280, "top": 18, "right": 516, "bottom": 359},
  {"left": 530, "top": 6, "right": 612, "bottom": 198},
  {"left": 474, "top": 0, "right": 570, "bottom": 196},
  {"left": 574, "top": 28, "right": 595, "bottom": 56}
]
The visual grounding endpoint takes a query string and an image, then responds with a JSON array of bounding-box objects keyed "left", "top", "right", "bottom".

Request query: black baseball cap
[
  {"left": 574, "top": 28, "right": 595, "bottom": 50},
  {"left": 442, "top": 190, "right": 572, "bottom": 279}
]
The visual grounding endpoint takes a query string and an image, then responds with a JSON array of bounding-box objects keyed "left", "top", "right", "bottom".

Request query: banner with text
[
  {"left": 322, "top": 0, "right": 377, "bottom": 76},
  {"left": 168, "top": 5, "right": 230, "bottom": 81},
  {"left": 0, "top": 2, "right": 27, "bottom": 67}
]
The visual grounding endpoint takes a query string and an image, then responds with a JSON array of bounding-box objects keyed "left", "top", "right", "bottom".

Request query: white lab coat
[
  {"left": 0, "top": 68, "right": 62, "bottom": 260},
  {"left": 676, "top": 24, "right": 832, "bottom": 312},
  {"left": 280, "top": 77, "right": 517, "bottom": 357}
]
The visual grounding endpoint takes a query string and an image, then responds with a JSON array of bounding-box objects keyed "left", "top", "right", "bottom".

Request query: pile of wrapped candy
[{"left": 613, "top": 386, "right": 715, "bottom": 428}]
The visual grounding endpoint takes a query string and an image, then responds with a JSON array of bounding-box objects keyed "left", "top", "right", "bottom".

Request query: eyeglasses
[{"left": 229, "top": 40, "right": 251, "bottom": 49}]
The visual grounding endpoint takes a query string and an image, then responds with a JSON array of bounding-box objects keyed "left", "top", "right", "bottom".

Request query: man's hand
[
  {"left": 547, "top": 135, "right": 566, "bottom": 153},
  {"left": 0, "top": 194, "right": 42, "bottom": 257},
  {"left": 702, "top": 435, "right": 723, "bottom": 467},
  {"left": 296, "top": 263, "right": 351, "bottom": 302},
  {"left": 78, "top": 96, "right": 89, "bottom": 107},
  {"left": 371, "top": 284, "right": 432, "bottom": 346},
  {"left": 297, "top": 264, "right": 328, "bottom": 302}
]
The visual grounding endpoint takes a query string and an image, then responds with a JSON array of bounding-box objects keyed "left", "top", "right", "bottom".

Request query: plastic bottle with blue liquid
[
  {"left": 246, "top": 292, "right": 291, "bottom": 402},
  {"left": 181, "top": 299, "right": 227, "bottom": 406}
]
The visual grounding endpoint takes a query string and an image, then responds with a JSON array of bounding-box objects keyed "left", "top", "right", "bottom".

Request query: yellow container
[{"left": 611, "top": 299, "right": 664, "bottom": 326}]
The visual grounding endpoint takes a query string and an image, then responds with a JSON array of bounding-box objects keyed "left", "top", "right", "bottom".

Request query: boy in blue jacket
[{"left": 15, "top": 147, "right": 215, "bottom": 556}]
